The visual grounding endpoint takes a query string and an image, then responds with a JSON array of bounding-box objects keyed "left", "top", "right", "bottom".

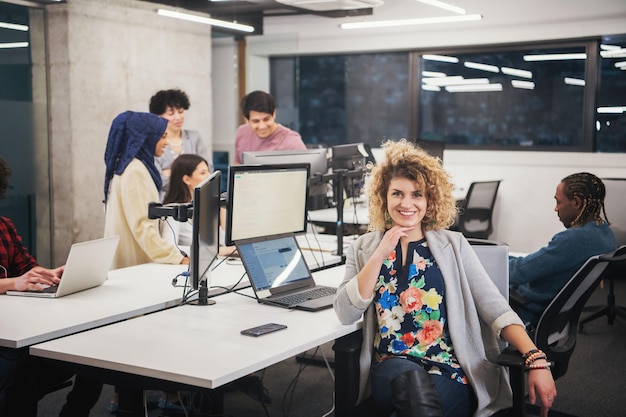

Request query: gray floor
[{"left": 38, "top": 280, "right": 626, "bottom": 417}]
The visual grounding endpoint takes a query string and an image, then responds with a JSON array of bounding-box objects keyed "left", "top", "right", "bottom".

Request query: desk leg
[{"left": 116, "top": 389, "right": 144, "bottom": 417}]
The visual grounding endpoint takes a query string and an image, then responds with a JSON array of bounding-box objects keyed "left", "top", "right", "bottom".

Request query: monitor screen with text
[{"left": 225, "top": 164, "right": 310, "bottom": 246}]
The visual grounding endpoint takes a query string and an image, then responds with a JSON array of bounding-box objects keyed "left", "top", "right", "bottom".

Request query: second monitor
[{"left": 243, "top": 148, "right": 329, "bottom": 210}]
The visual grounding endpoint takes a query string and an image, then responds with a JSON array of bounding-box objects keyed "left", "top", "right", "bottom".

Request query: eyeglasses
[{"left": 0, "top": 265, "right": 7, "bottom": 279}]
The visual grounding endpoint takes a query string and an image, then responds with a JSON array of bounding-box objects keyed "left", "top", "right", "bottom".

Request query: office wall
[
  {"left": 442, "top": 150, "right": 626, "bottom": 253},
  {"left": 211, "top": 38, "right": 239, "bottom": 163},
  {"left": 45, "top": 0, "right": 213, "bottom": 265}
]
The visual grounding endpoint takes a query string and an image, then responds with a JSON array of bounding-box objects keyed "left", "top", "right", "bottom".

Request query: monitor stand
[{"left": 188, "top": 278, "right": 216, "bottom": 306}]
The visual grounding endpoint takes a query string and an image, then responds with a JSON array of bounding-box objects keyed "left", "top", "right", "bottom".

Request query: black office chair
[
  {"left": 451, "top": 180, "right": 502, "bottom": 240},
  {"left": 578, "top": 178, "right": 626, "bottom": 330},
  {"left": 497, "top": 246, "right": 626, "bottom": 417}
]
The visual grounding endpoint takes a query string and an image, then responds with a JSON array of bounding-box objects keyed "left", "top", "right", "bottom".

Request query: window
[
  {"left": 596, "top": 34, "right": 626, "bottom": 152},
  {"left": 418, "top": 44, "right": 587, "bottom": 149},
  {"left": 270, "top": 38, "right": 626, "bottom": 153},
  {"left": 270, "top": 52, "right": 410, "bottom": 149}
]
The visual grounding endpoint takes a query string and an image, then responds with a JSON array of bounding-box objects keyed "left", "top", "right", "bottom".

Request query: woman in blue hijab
[{"left": 103, "top": 111, "right": 188, "bottom": 269}]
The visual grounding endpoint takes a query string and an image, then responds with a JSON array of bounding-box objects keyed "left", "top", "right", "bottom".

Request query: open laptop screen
[{"left": 237, "top": 234, "right": 311, "bottom": 292}]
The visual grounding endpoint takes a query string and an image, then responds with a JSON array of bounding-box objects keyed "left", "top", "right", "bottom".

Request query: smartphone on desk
[{"left": 241, "top": 323, "right": 287, "bottom": 337}]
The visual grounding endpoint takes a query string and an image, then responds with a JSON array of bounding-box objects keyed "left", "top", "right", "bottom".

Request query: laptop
[
  {"left": 6, "top": 236, "right": 120, "bottom": 298},
  {"left": 236, "top": 233, "right": 337, "bottom": 311}
]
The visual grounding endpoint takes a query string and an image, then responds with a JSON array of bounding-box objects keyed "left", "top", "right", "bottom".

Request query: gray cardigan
[{"left": 334, "top": 229, "right": 524, "bottom": 417}]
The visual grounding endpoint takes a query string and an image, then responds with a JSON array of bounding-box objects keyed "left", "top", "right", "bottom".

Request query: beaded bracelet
[
  {"left": 524, "top": 351, "right": 548, "bottom": 367},
  {"left": 522, "top": 348, "right": 541, "bottom": 360},
  {"left": 525, "top": 361, "right": 553, "bottom": 372}
]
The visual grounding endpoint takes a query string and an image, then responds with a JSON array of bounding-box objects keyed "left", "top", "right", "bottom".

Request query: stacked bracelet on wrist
[
  {"left": 522, "top": 348, "right": 550, "bottom": 371},
  {"left": 526, "top": 362, "right": 552, "bottom": 371}
]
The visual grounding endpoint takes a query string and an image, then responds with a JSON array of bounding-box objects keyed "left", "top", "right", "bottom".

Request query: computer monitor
[
  {"left": 331, "top": 143, "right": 369, "bottom": 172},
  {"left": 416, "top": 139, "right": 445, "bottom": 162},
  {"left": 189, "top": 170, "right": 221, "bottom": 304},
  {"left": 224, "top": 164, "right": 310, "bottom": 246},
  {"left": 331, "top": 143, "right": 370, "bottom": 199},
  {"left": 242, "top": 148, "right": 329, "bottom": 210},
  {"left": 242, "top": 148, "right": 328, "bottom": 176}
]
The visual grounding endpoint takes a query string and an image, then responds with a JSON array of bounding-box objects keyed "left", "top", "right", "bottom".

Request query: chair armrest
[
  {"left": 497, "top": 346, "right": 526, "bottom": 417},
  {"left": 496, "top": 345, "right": 524, "bottom": 368}
]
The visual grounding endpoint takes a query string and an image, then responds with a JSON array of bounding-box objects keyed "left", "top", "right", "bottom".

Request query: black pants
[{"left": 0, "top": 346, "right": 102, "bottom": 417}]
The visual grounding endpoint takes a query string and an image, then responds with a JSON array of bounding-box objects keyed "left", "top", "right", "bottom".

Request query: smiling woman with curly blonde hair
[
  {"left": 366, "top": 139, "right": 457, "bottom": 232},
  {"left": 334, "top": 138, "right": 556, "bottom": 417}
]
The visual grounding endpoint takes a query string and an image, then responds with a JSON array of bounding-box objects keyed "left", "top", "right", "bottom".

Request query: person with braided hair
[{"left": 509, "top": 172, "right": 616, "bottom": 326}]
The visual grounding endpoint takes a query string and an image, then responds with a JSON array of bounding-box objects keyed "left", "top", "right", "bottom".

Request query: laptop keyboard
[
  {"left": 31, "top": 285, "right": 58, "bottom": 294},
  {"left": 272, "top": 286, "right": 336, "bottom": 305}
]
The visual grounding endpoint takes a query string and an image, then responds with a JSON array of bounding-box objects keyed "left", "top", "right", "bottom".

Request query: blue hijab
[{"left": 104, "top": 111, "right": 168, "bottom": 203}]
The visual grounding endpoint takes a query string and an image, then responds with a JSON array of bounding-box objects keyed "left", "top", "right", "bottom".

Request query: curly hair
[
  {"left": 0, "top": 157, "right": 11, "bottom": 199},
  {"left": 561, "top": 172, "right": 609, "bottom": 227},
  {"left": 366, "top": 139, "right": 457, "bottom": 232},
  {"left": 149, "top": 89, "right": 191, "bottom": 115}
]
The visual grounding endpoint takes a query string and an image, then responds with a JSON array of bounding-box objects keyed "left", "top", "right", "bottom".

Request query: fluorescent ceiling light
[
  {"left": 422, "top": 84, "right": 441, "bottom": 91},
  {"left": 423, "top": 77, "right": 489, "bottom": 87},
  {"left": 277, "top": 0, "right": 383, "bottom": 11},
  {"left": 615, "top": 61, "right": 626, "bottom": 68},
  {"left": 422, "top": 71, "right": 447, "bottom": 77},
  {"left": 423, "top": 54, "right": 459, "bottom": 63},
  {"left": 445, "top": 83, "right": 502, "bottom": 92},
  {"left": 0, "top": 42, "right": 28, "bottom": 49},
  {"left": 0, "top": 21, "right": 29, "bottom": 31},
  {"left": 597, "top": 106, "right": 626, "bottom": 114},
  {"left": 600, "top": 44, "right": 621, "bottom": 50},
  {"left": 511, "top": 80, "right": 535, "bottom": 90},
  {"left": 523, "top": 53, "right": 586, "bottom": 61},
  {"left": 501, "top": 67, "right": 533, "bottom": 79},
  {"left": 464, "top": 61, "right": 499, "bottom": 73},
  {"left": 600, "top": 48, "right": 626, "bottom": 58},
  {"left": 340, "top": 14, "right": 481, "bottom": 29},
  {"left": 564, "top": 77, "right": 585, "bottom": 87},
  {"left": 416, "top": 0, "right": 465, "bottom": 14},
  {"left": 157, "top": 9, "right": 254, "bottom": 33}
]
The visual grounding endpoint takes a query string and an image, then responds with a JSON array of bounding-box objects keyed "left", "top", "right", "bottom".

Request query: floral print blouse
[{"left": 373, "top": 238, "right": 468, "bottom": 385}]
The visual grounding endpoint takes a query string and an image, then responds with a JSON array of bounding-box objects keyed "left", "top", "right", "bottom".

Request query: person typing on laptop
[{"left": 0, "top": 157, "right": 103, "bottom": 416}]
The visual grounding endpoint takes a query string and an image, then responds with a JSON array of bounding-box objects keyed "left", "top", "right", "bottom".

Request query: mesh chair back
[
  {"left": 533, "top": 246, "right": 626, "bottom": 379},
  {"left": 457, "top": 180, "right": 501, "bottom": 238}
]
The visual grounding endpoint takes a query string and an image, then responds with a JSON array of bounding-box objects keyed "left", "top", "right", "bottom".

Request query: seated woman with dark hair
[{"left": 159, "top": 153, "right": 236, "bottom": 257}]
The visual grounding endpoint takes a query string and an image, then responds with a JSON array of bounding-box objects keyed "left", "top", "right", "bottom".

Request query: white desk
[
  {"left": 0, "top": 263, "right": 187, "bottom": 349},
  {"left": 0, "top": 259, "right": 251, "bottom": 349},
  {"left": 31, "top": 265, "right": 359, "bottom": 390}
]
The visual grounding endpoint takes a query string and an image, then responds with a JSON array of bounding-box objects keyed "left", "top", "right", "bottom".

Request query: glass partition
[
  {"left": 417, "top": 44, "right": 587, "bottom": 149},
  {"left": 596, "top": 34, "right": 626, "bottom": 152}
]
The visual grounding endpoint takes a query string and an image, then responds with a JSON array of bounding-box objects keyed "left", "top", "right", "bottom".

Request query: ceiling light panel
[
  {"left": 416, "top": 0, "right": 465, "bottom": 14},
  {"left": 340, "top": 14, "right": 481, "bottom": 29}
]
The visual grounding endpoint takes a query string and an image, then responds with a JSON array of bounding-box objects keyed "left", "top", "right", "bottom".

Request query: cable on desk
[{"left": 162, "top": 217, "right": 191, "bottom": 258}]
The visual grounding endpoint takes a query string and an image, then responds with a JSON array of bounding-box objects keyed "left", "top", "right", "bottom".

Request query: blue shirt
[{"left": 509, "top": 221, "right": 616, "bottom": 324}]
